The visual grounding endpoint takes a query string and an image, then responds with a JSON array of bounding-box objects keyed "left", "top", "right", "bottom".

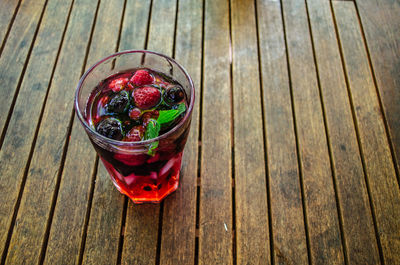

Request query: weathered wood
[
  {"left": 43, "top": 0, "right": 124, "bottom": 264},
  {"left": 231, "top": 1, "right": 269, "bottom": 263},
  {"left": 82, "top": 163, "right": 125, "bottom": 265},
  {"left": 0, "top": 0, "right": 20, "bottom": 50},
  {"left": 199, "top": 0, "right": 232, "bottom": 264},
  {"left": 146, "top": 0, "right": 177, "bottom": 55},
  {"left": 82, "top": 1, "right": 151, "bottom": 264},
  {"left": 121, "top": 0, "right": 176, "bottom": 264},
  {"left": 122, "top": 204, "right": 160, "bottom": 265},
  {"left": 3, "top": 0, "right": 99, "bottom": 263},
  {"left": 159, "top": 0, "right": 202, "bottom": 263},
  {"left": 0, "top": 0, "right": 74, "bottom": 259},
  {"left": 333, "top": 2, "right": 400, "bottom": 263},
  {"left": 355, "top": 0, "right": 400, "bottom": 172},
  {"left": 256, "top": 0, "right": 308, "bottom": 264},
  {"left": 0, "top": 0, "right": 47, "bottom": 137},
  {"left": 118, "top": 0, "right": 150, "bottom": 51},
  {"left": 281, "top": 0, "right": 345, "bottom": 263},
  {"left": 306, "top": 0, "right": 380, "bottom": 263}
]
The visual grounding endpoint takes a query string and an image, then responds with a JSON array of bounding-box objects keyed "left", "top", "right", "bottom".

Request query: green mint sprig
[{"left": 144, "top": 103, "right": 186, "bottom": 155}]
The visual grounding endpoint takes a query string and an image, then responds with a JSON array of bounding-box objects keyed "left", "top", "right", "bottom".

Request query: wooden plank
[
  {"left": 82, "top": 163, "right": 125, "bottom": 265},
  {"left": 42, "top": 0, "right": 125, "bottom": 264},
  {"left": 355, "top": 0, "right": 400, "bottom": 172},
  {"left": 3, "top": 0, "right": 99, "bottom": 263},
  {"left": 146, "top": 0, "right": 177, "bottom": 55},
  {"left": 122, "top": 204, "right": 160, "bottom": 265},
  {"left": 333, "top": 2, "right": 400, "bottom": 263},
  {"left": 0, "top": 0, "right": 47, "bottom": 136},
  {"left": 199, "top": 0, "right": 232, "bottom": 264},
  {"left": 82, "top": 1, "right": 151, "bottom": 264},
  {"left": 0, "top": 0, "right": 20, "bottom": 49},
  {"left": 231, "top": 1, "right": 269, "bottom": 263},
  {"left": 256, "top": 0, "right": 308, "bottom": 263},
  {"left": 118, "top": 0, "right": 150, "bottom": 51},
  {"left": 121, "top": 0, "right": 176, "bottom": 264},
  {"left": 159, "top": 0, "right": 202, "bottom": 263},
  {"left": 0, "top": 0, "right": 74, "bottom": 259},
  {"left": 281, "top": 0, "right": 345, "bottom": 263},
  {"left": 306, "top": 0, "right": 380, "bottom": 263}
]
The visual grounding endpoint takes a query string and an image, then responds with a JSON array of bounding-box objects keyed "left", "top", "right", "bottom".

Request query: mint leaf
[
  {"left": 143, "top": 104, "right": 186, "bottom": 155},
  {"left": 144, "top": 119, "right": 160, "bottom": 155},
  {"left": 157, "top": 103, "right": 186, "bottom": 125},
  {"left": 144, "top": 119, "right": 160, "bottom": 139}
]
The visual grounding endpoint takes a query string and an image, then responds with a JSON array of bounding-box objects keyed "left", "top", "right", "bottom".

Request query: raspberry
[
  {"left": 128, "top": 108, "right": 142, "bottom": 120},
  {"left": 130, "top": 70, "right": 154, "bottom": 86},
  {"left": 124, "top": 125, "right": 145, "bottom": 142},
  {"left": 114, "top": 153, "right": 147, "bottom": 166},
  {"left": 133, "top": 86, "right": 161, "bottom": 109},
  {"left": 142, "top": 110, "right": 159, "bottom": 126},
  {"left": 108, "top": 77, "right": 129, "bottom": 92}
]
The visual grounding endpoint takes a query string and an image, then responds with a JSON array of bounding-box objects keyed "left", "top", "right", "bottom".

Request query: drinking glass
[{"left": 75, "top": 50, "right": 194, "bottom": 203}]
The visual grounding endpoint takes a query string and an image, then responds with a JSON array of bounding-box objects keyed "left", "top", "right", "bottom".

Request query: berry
[
  {"left": 130, "top": 70, "right": 154, "bottom": 86},
  {"left": 128, "top": 108, "right": 142, "bottom": 120},
  {"left": 142, "top": 110, "right": 159, "bottom": 126},
  {"left": 108, "top": 77, "right": 129, "bottom": 92},
  {"left": 164, "top": 86, "right": 184, "bottom": 104},
  {"left": 106, "top": 90, "right": 130, "bottom": 114},
  {"left": 124, "top": 125, "right": 145, "bottom": 142},
  {"left": 114, "top": 153, "right": 147, "bottom": 166},
  {"left": 96, "top": 118, "right": 123, "bottom": 140},
  {"left": 133, "top": 86, "right": 161, "bottom": 109}
]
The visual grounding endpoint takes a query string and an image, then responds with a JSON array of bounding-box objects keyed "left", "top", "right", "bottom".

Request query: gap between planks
[
  {"left": 330, "top": 2, "right": 386, "bottom": 263},
  {"left": 303, "top": 0, "right": 349, "bottom": 263},
  {"left": 38, "top": 0, "right": 103, "bottom": 262},
  {"left": 227, "top": 0, "right": 237, "bottom": 264},
  {"left": 279, "top": 0, "right": 313, "bottom": 263},
  {"left": 0, "top": 0, "right": 74, "bottom": 262}
]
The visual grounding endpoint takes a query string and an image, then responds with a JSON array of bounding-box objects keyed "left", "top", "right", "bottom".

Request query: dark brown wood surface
[
  {"left": 0, "top": 0, "right": 399, "bottom": 264},
  {"left": 333, "top": 2, "right": 400, "bottom": 264}
]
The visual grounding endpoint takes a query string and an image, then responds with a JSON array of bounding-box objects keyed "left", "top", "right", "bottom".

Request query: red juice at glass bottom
[{"left": 85, "top": 68, "right": 190, "bottom": 203}]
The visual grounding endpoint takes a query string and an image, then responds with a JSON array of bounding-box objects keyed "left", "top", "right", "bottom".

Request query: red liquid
[{"left": 86, "top": 69, "right": 189, "bottom": 203}]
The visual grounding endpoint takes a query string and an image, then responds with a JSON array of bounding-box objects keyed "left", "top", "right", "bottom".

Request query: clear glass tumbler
[{"left": 75, "top": 50, "right": 194, "bottom": 203}]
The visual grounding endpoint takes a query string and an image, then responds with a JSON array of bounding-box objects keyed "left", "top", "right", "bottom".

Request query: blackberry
[
  {"left": 96, "top": 117, "right": 124, "bottom": 140},
  {"left": 106, "top": 90, "right": 130, "bottom": 114}
]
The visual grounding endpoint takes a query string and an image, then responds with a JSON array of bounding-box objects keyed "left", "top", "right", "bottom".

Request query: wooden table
[{"left": 1, "top": 0, "right": 399, "bottom": 264}]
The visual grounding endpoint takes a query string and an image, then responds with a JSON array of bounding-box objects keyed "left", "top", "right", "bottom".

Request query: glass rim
[{"left": 74, "top": 49, "right": 195, "bottom": 146}]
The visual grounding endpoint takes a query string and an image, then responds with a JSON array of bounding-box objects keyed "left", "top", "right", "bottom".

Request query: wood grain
[
  {"left": 0, "top": 0, "right": 74, "bottom": 259},
  {"left": 0, "top": 0, "right": 20, "bottom": 50},
  {"left": 118, "top": 0, "right": 150, "bottom": 51},
  {"left": 82, "top": 163, "right": 125, "bottom": 265},
  {"left": 3, "top": 0, "right": 99, "bottom": 263},
  {"left": 121, "top": 0, "right": 176, "bottom": 264},
  {"left": 122, "top": 204, "right": 160, "bottom": 265},
  {"left": 333, "top": 2, "right": 400, "bottom": 263},
  {"left": 256, "top": 0, "right": 308, "bottom": 264},
  {"left": 306, "top": 0, "right": 380, "bottom": 263},
  {"left": 231, "top": 1, "right": 269, "bottom": 263},
  {"left": 146, "top": 0, "right": 177, "bottom": 55},
  {"left": 199, "top": 0, "right": 232, "bottom": 264},
  {"left": 0, "top": 0, "right": 47, "bottom": 137},
  {"left": 355, "top": 0, "right": 400, "bottom": 172},
  {"left": 82, "top": 1, "right": 151, "bottom": 264},
  {"left": 43, "top": 0, "right": 124, "bottom": 263},
  {"left": 159, "top": 0, "right": 202, "bottom": 263},
  {"left": 281, "top": 0, "right": 345, "bottom": 263}
]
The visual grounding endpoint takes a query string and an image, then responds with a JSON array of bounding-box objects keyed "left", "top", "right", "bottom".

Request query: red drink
[{"left": 75, "top": 51, "right": 194, "bottom": 203}]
